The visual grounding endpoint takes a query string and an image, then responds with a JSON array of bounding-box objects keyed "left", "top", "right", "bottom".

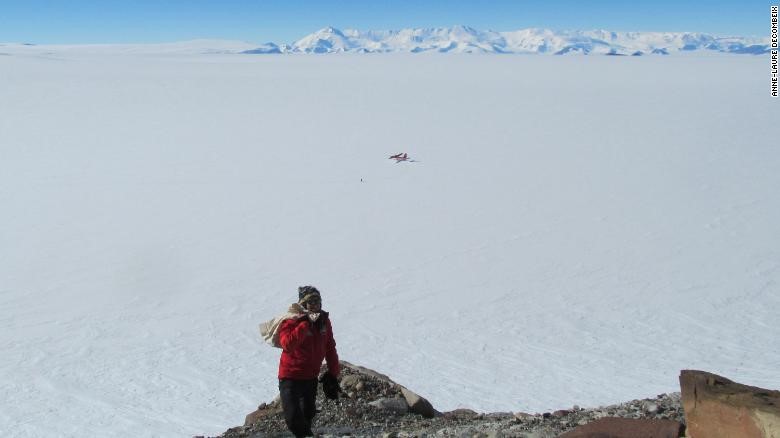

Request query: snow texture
[{"left": 0, "top": 50, "right": 778, "bottom": 438}]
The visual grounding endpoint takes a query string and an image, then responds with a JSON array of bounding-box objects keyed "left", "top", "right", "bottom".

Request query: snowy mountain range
[
  {"left": 2, "top": 27, "right": 768, "bottom": 56},
  {"left": 246, "top": 26, "right": 770, "bottom": 55}
]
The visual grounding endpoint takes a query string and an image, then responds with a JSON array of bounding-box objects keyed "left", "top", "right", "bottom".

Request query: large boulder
[
  {"left": 559, "top": 417, "right": 684, "bottom": 437},
  {"left": 400, "top": 386, "right": 436, "bottom": 418},
  {"left": 680, "top": 370, "right": 780, "bottom": 438}
]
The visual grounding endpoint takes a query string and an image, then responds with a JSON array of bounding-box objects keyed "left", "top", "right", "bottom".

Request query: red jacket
[{"left": 278, "top": 312, "right": 339, "bottom": 380}]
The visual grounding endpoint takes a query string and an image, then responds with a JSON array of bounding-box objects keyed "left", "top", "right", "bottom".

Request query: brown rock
[
  {"left": 680, "top": 369, "right": 780, "bottom": 438},
  {"left": 443, "top": 408, "right": 481, "bottom": 419},
  {"left": 243, "top": 405, "right": 282, "bottom": 426},
  {"left": 559, "top": 417, "right": 683, "bottom": 438},
  {"left": 513, "top": 411, "right": 535, "bottom": 421}
]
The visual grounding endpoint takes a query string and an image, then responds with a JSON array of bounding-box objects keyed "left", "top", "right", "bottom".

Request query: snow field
[{"left": 1, "top": 52, "right": 778, "bottom": 437}]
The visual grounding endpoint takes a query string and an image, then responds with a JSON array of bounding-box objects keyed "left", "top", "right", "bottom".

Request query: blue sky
[{"left": 0, "top": 0, "right": 773, "bottom": 44}]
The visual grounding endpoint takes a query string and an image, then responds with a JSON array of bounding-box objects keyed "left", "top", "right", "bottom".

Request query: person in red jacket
[{"left": 277, "top": 285, "right": 339, "bottom": 437}]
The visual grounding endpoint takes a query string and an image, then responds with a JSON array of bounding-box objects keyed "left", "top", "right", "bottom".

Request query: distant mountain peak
[
  {"left": 243, "top": 26, "right": 770, "bottom": 55},
  {"left": 316, "top": 26, "right": 345, "bottom": 36}
]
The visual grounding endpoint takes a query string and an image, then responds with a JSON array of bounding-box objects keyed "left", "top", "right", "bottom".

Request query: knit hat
[{"left": 298, "top": 285, "right": 321, "bottom": 304}]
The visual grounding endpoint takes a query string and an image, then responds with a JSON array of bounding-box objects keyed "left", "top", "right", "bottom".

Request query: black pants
[{"left": 279, "top": 378, "right": 318, "bottom": 437}]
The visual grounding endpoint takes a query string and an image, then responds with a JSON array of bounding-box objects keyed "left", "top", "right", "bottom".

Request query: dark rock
[
  {"left": 400, "top": 386, "right": 436, "bottom": 418},
  {"left": 484, "top": 412, "right": 514, "bottom": 419}
]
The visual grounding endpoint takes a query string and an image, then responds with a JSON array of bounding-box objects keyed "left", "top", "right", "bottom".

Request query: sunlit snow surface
[{"left": 1, "top": 51, "right": 778, "bottom": 437}]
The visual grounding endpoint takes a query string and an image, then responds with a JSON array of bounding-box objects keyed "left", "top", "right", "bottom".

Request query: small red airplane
[{"left": 389, "top": 152, "right": 411, "bottom": 163}]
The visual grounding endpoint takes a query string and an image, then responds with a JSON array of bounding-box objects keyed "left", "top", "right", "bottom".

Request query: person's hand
[{"left": 319, "top": 373, "right": 341, "bottom": 399}]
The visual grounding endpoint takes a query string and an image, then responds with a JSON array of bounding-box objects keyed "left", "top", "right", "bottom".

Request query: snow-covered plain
[{"left": 1, "top": 50, "right": 778, "bottom": 437}]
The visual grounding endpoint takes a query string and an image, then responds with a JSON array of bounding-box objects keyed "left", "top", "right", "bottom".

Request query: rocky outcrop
[
  {"left": 680, "top": 370, "right": 780, "bottom": 438},
  {"left": 214, "top": 364, "right": 780, "bottom": 438},
  {"left": 218, "top": 361, "right": 686, "bottom": 437}
]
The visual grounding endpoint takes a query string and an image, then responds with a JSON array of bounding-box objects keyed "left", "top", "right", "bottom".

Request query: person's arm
[
  {"left": 278, "top": 318, "right": 311, "bottom": 351},
  {"left": 325, "top": 318, "right": 340, "bottom": 377}
]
